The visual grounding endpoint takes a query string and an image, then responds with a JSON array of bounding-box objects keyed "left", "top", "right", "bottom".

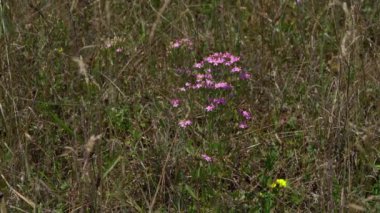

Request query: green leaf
[
  {"left": 185, "top": 184, "right": 198, "bottom": 201},
  {"left": 102, "top": 156, "right": 122, "bottom": 179}
]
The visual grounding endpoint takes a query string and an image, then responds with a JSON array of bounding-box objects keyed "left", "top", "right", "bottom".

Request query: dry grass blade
[
  {"left": 148, "top": 143, "right": 173, "bottom": 212},
  {"left": 0, "top": 103, "right": 6, "bottom": 132},
  {"left": 347, "top": 203, "right": 366, "bottom": 212},
  {"left": 82, "top": 134, "right": 102, "bottom": 178},
  {"left": 0, "top": 175, "right": 35, "bottom": 210},
  {"left": 0, "top": 191, "right": 6, "bottom": 213},
  {"left": 83, "top": 134, "right": 102, "bottom": 162},
  {"left": 72, "top": 56, "right": 89, "bottom": 84},
  {"left": 148, "top": 0, "right": 171, "bottom": 43}
]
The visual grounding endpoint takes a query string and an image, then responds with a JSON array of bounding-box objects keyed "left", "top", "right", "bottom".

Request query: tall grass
[{"left": 0, "top": 0, "right": 379, "bottom": 212}]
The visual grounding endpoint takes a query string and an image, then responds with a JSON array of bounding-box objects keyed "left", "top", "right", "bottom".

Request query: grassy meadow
[{"left": 0, "top": 0, "right": 380, "bottom": 212}]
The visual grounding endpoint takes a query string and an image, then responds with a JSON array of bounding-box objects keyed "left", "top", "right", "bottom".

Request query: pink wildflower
[
  {"left": 212, "top": 98, "right": 226, "bottom": 105},
  {"left": 204, "top": 73, "right": 213, "bottom": 79},
  {"left": 205, "top": 52, "right": 226, "bottom": 66},
  {"left": 239, "top": 122, "right": 248, "bottom": 129},
  {"left": 179, "top": 87, "right": 186, "bottom": 92},
  {"left": 224, "top": 53, "right": 240, "bottom": 66},
  {"left": 179, "top": 120, "right": 192, "bottom": 128},
  {"left": 240, "top": 110, "right": 252, "bottom": 120},
  {"left": 240, "top": 72, "right": 251, "bottom": 80},
  {"left": 205, "top": 104, "right": 216, "bottom": 112},
  {"left": 203, "top": 52, "right": 240, "bottom": 66},
  {"left": 171, "top": 42, "right": 180, "bottom": 48},
  {"left": 229, "top": 55, "right": 240, "bottom": 64},
  {"left": 195, "top": 74, "right": 205, "bottom": 82},
  {"left": 205, "top": 79, "right": 215, "bottom": 88},
  {"left": 194, "top": 62, "right": 204, "bottom": 69},
  {"left": 169, "top": 38, "right": 193, "bottom": 49},
  {"left": 231, "top": 66, "right": 241, "bottom": 73},
  {"left": 192, "top": 83, "right": 204, "bottom": 89},
  {"left": 170, "top": 99, "right": 180, "bottom": 107},
  {"left": 214, "top": 82, "right": 232, "bottom": 90},
  {"left": 116, "top": 48, "right": 123, "bottom": 53},
  {"left": 201, "top": 154, "right": 212, "bottom": 162}
]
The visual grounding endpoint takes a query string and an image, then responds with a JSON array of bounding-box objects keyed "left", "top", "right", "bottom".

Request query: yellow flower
[
  {"left": 276, "top": 179, "right": 287, "bottom": 188},
  {"left": 270, "top": 182, "right": 277, "bottom": 188},
  {"left": 270, "top": 179, "right": 288, "bottom": 188}
]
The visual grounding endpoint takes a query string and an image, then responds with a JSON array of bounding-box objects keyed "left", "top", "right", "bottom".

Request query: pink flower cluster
[
  {"left": 204, "top": 98, "right": 226, "bottom": 112},
  {"left": 178, "top": 119, "right": 192, "bottom": 128},
  {"left": 238, "top": 109, "right": 252, "bottom": 129},
  {"left": 168, "top": 42, "right": 253, "bottom": 129},
  {"left": 205, "top": 104, "right": 216, "bottom": 112},
  {"left": 169, "top": 38, "right": 193, "bottom": 49},
  {"left": 170, "top": 99, "right": 180, "bottom": 107},
  {"left": 240, "top": 110, "right": 252, "bottom": 120},
  {"left": 231, "top": 66, "right": 241, "bottom": 73},
  {"left": 201, "top": 154, "right": 212, "bottom": 162},
  {"left": 179, "top": 77, "right": 233, "bottom": 92},
  {"left": 214, "top": 82, "right": 232, "bottom": 90},
  {"left": 202, "top": 52, "right": 240, "bottom": 66},
  {"left": 212, "top": 98, "right": 226, "bottom": 105},
  {"left": 239, "top": 122, "right": 248, "bottom": 129},
  {"left": 193, "top": 52, "right": 251, "bottom": 78},
  {"left": 239, "top": 72, "right": 251, "bottom": 80}
]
